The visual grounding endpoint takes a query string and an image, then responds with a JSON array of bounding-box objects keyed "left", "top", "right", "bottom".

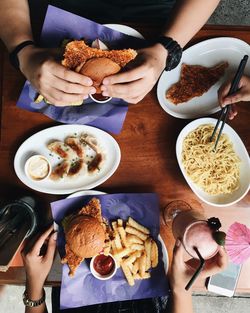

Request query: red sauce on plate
[
  {"left": 93, "top": 254, "right": 115, "bottom": 275},
  {"left": 92, "top": 94, "right": 110, "bottom": 102}
]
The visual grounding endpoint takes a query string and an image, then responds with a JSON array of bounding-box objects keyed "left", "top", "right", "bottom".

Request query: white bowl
[
  {"left": 24, "top": 155, "right": 51, "bottom": 181},
  {"left": 176, "top": 118, "right": 250, "bottom": 207},
  {"left": 89, "top": 94, "right": 112, "bottom": 104},
  {"left": 90, "top": 253, "right": 117, "bottom": 280}
]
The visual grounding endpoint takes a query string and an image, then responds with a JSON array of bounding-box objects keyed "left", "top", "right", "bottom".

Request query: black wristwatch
[
  {"left": 9, "top": 40, "right": 35, "bottom": 70},
  {"left": 155, "top": 36, "right": 182, "bottom": 71}
]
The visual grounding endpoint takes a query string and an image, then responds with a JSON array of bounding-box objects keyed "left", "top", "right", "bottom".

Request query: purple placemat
[
  {"left": 16, "top": 5, "right": 144, "bottom": 134},
  {"left": 50, "top": 193, "right": 169, "bottom": 309}
]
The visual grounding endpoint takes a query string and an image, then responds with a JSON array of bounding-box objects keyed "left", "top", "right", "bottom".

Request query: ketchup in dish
[{"left": 93, "top": 254, "right": 115, "bottom": 276}]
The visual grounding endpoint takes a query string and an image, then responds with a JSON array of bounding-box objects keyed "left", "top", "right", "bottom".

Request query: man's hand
[
  {"left": 218, "top": 75, "right": 250, "bottom": 120},
  {"left": 101, "top": 43, "right": 167, "bottom": 104},
  {"left": 18, "top": 46, "right": 96, "bottom": 106},
  {"left": 22, "top": 225, "right": 57, "bottom": 299}
]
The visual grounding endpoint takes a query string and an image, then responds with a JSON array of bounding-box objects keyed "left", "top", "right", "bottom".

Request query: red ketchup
[
  {"left": 93, "top": 254, "right": 115, "bottom": 276},
  {"left": 92, "top": 94, "right": 110, "bottom": 102}
]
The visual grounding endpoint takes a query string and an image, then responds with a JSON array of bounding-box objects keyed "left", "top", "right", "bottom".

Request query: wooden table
[{"left": 0, "top": 25, "right": 250, "bottom": 293}]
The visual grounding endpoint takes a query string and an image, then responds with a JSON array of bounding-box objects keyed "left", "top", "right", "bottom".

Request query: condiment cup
[
  {"left": 24, "top": 155, "right": 51, "bottom": 181},
  {"left": 90, "top": 253, "right": 117, "bottom": 280},
  {"left": 89, "top": 94, "right": 112, "bottom": 104}
]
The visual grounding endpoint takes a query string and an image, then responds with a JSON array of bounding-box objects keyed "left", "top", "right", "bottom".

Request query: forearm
[
  {"left": 0, "top": 0, "right": 33, "bottom": 51},
  {"left": 168, "top": 290, "right": 194, "bottom": 313},
  {"left": 163, "top": 0, "right": 220, "bottom": 47},
  {"left": 24, "top": 280, "right": 48, "bottom": 313}
]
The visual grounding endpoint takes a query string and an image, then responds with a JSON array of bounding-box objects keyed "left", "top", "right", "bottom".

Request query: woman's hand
[
  {"left": 101, "top": 43, "right": 167, "bottom": 104},
  {"left": 22, "top": 225, "right": 57, "bottom": 299},
  {"left": 169, "top": 239, "right": 228, "bottom": 293},
  {"left": 218, "top": 75, "right": 250, "bottom": 120},
  {"left": 18, "top": 45, "right": 96, "bottom": 106}
]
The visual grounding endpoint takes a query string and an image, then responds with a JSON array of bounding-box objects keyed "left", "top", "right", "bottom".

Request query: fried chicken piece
[
  {"left": 61, "top": 243, "right": 84, "bottom": 277},
  {"left": 166, "top": 62, "right": 229, "bottom": 105},
  {"left": 78, "top": 197, "right": 103, "bottom": 223},
  {"left": 62, "top": 40, "right": 137, "bottom": 70}
]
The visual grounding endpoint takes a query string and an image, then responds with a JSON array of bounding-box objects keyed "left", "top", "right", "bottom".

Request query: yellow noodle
[{"left": 182, "top": 124, "right": 240, "bottom": 195}]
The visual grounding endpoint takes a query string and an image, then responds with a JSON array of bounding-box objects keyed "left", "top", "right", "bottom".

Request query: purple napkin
[
  {"left": 50, "top": 193, "right": 169, "bottom": 309},
  {"left": 16, "top": 5, "right": 144, "bottom": 134}
]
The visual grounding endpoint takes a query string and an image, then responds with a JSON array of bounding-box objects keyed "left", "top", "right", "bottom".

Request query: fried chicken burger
[
  {"left": 61, "top": 198, "right": 106, "bottom": 277},
  {"left": 62, "top": 40, "right": 137, "bottom": 94}
]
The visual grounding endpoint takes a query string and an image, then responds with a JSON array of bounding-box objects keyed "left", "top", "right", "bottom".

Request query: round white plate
[
  {"left": 176, "top": 118, "right": 250, "bottom": 207},
  {"left": 104, "top": 24, "right": 144, "bottom": 39},
  {"left": 65, "top": 190, "right": 168, "bottom": 271},
  {"left": 157, "top": 37, "right": 250, "bottom": 119},
  {"left": 14, "top": 125, "right": 121, "bottom": 195}
]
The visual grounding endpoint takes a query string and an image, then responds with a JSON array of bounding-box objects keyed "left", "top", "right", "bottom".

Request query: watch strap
[
  {"left": 9, "top": 40, "right": 35, "bottom": 70},
  {"left": 23, "top": 289, "right": 46, "bottom": 307},
  {"left": 156, "top": 36, "right": 183, "bottom": 71}
]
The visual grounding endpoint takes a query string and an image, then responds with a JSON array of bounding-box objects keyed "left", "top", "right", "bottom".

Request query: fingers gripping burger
[
  {"left": 61, "top": 198, "right": 106, "bottom": 277},
  {"left": 62, "top": 40, "right": 137, "bottom": 94}
]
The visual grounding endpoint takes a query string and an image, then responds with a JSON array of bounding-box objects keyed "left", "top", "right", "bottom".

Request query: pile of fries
[{"left": 103, "top": 217, "right": 158, "bottom": 286}]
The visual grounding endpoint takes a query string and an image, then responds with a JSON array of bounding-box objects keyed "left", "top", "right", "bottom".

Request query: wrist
[
  {"left": 26, "top": 279, "right": 45, "bottom": 300},
  {"left": 18, "top": 44, "right": 37, "bottom": 73}
]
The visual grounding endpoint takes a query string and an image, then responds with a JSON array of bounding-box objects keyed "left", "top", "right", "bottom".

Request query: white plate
[
  {"left": 157, "top": 37, "right": 250, "bottom": 119},
  {"left": 176, "top": 118, "right": 250, "bottom": 207},
  {"left": 104, "top": 24, "right": 144, "bottom": 39},
  {"left": 64, "top": 190, "right": 168, "bottom": 271},
  {"left": 14, "top": 125, "right": 121, "bottom": 195}
]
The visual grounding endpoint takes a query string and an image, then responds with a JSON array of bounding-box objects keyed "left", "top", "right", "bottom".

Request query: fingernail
[
  {"left": 101, "top": 86, "right": 107, "bottom": 92},
  {"left": 90, "top": 88, "right": 96, "bottom": 94},
  {"left": 102, "top": 92, "right": 109, "bottom": 97},
  {"left": 103, "top": 79, "right": 110, "bottom": 85},
  {"left": 53, "top": 232, "right": 58, "bottom": 241},
  {"left": 176, "top": 239, "right": 181, "bottom": 247},
  {"left": 83, "top": 95, "right": 89, "bottom": 100},
  {"left": 85, "top": 79, "right": 93, "bottom": 86}
]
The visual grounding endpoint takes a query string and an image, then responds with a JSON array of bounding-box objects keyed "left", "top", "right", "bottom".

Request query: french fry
[
  {"left": 151, "top": 240, "right": 159, "bottom": 268},
  {"left": 127, "top": 234, "right": 144, "bottom": 245},
  {"left": 145, "top": 238, "right": 152, "bottom": 270},
  {"left": 117, "top": 219, "right": 123, "bottom": 227},
  {"left": 112, "top": 221, "right": 118, "bottom": 232},
  {"left": 110, "top": 239, "right": 118, "bottom": 255},
  {"left": 103, "top": 241, "right": 111, "bottom": 256},
  {"left": 139, "top": 252, "right": 146, "bottom": 277},
  {"left": 34, "top": 94, "right": 44, "bottom": 103},
  {"left": 121, "top": 262, "right": 135, "bottom": 286},
  {"left": 128, "top": 217, "right": 150, "bottom": 234},
  {"left": 132, "top": 259, "right": 140, "bottom": 275},
  {"left": 130, "top": 243, "right": 145, "bottom": 251},
  {"left": 113, "top": 248, "right": 130, "bottom": 260},
  {"left": 114, "top": 232, "right": 123, "bottom": 250},
  {"left": 125, "top": 226, "right": 148, "bottom": 241},
  {"left": 124, "top": 251, "right": 141, "bottom": 266},
  {"left": 133, "top": 272, "right": 151, "bottom": 280},
  {"left": 117, "top": 226, "right": 127, "bottom": 248}
]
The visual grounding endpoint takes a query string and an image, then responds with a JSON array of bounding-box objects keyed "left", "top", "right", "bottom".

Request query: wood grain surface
[{"left": 0, "top": 25, "right": 249, "bottom": 292}]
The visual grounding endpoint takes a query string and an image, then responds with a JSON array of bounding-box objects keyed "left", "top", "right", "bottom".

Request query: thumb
[
  {"left": 173, "top": 239, "right": 185, "bottom": 263},
  {"left": 45, "top": 232, "right": 57, "bottom": 262},
  {"left": 222, "top": 91, "right": 245, "bottom": 106}
]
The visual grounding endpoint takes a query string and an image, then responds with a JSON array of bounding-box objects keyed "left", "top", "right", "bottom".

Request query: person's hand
[
  {"left": 22, "top": 225, "right": 57, "bottom": 298},
  {"left": 100, "top": 43, "right": 167, "bottom": 104},
  {"left": 169, "top": 239, "right": 228, "bottom": 293},
  {"left": 18, "top": 45, "right": 96, "bottom": 106},
  {"left": 218, "top": 75, "right": 250, "bottom": 120}
]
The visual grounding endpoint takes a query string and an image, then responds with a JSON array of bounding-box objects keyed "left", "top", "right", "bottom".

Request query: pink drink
[{"left": 172, "top": 211, "right": 219, "bottom": 260}]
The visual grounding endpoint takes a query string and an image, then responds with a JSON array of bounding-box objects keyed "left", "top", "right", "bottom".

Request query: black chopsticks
[{"left": 210, "top": 55, "right": 249, "bottom": 151}]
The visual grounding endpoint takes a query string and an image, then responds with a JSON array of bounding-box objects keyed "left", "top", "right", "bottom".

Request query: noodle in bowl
[{"left": 176, "top": 118, "right": 250, "bottom": 207}]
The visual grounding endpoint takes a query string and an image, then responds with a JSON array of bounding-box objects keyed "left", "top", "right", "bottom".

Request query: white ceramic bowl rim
[
  {"left": 90, "top": 253, "right": 117, "bottom": 280},
  {"left": 24, "top": 154, "right": 51, "bottom": 181},
  {"left": 89, "top": 94, "right": 112, "bottom": 104}
]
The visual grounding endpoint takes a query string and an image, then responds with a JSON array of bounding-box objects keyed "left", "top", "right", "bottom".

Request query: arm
[
  {"left": 22, "top": 226, "right": 57, "bottom": 313},
  {"left": 218, "top": 75, "right": 250, "bottom": 119},
  {"left": 168, "top": 240, "right": 228, "bottom": 313},
  {"left": 0, "top": 0, "right": 95, "bottom": 106},
  {"left": 101, "top": 0, "right": 220, "bottom": 103}
]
